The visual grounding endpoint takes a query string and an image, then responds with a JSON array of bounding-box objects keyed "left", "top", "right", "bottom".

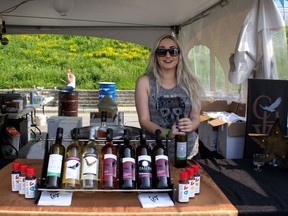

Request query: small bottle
[
  {"left": 152, "top": 129, "right": 170, "bottom": 189},
  {"left": 46, "top": 127, "right": 65, "bottom": 189},
  {"left": 174, "top": 115, "right": 188, "bottom": 168},
  {"left": 25, "top": 167, "right": 37, "bottom": 199},
  {"left": 118, "top": 129, "right": 136, "bottom": 189},
  {"left": 191, "top": 164, "right": 200, "bottom": 194},
  {"left": 115, "top": 112, "right": 125, "bottom": 139},
  {"left": 19, "top": 164, "right": 28, "bottom": 195},
  {"left": 178, "top": 171, "right": 189, "bottom": 203},
  {"left": 186, "top": 167, "right": 195, "bottom": 199},
  {"left": 100, "top": 128, "right": 118, "bottom": 189},
  {"left": 136, "top": 128, "right": 153, "bottom": 189},
  {"left": 97, "top": 111, "right": 108, "bottom": 139},
  {"left": 62, "top": 128, "right": 82, "bottom": 189},
  {"left": 11, "top": 162, "right": 21, "bottom": 192},
  {"left": 80, "top": 127, "right": 99, "bottom": 189}
]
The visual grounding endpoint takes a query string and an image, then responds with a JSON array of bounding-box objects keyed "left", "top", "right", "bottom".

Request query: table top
[
  {"left": 197, "top": 158, "right": 288, "bottom": 216},
  {"left": 6, "top": 107, "right": 34, "bottom": 119},
  {"left": 0, "top": 159, "right": 237, "bottom": 216}
]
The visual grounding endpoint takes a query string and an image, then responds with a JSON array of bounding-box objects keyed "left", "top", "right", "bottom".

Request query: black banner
[{"left": 244, "top": 79, "right": 288, "bottom": 159}]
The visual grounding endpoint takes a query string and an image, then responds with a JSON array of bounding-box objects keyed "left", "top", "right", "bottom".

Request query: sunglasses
[{"left": 155, "top": 48, "right": 180, "bottom": 57}]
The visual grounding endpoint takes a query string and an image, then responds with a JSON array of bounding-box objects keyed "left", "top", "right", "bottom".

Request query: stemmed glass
[{"left": 253, "top": 153, "right": 265, "bottom": 172}]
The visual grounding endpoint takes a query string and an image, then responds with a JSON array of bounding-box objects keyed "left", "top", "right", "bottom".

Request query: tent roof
[{"left": 0, "top": 0, "right": 224, "bottom": 47}]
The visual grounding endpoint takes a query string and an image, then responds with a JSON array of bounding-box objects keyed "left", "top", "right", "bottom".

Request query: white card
[
  {"left": 38, "top": 191, "right": 73, "bottom": 206},
  {"left": 138, "top": 193, "right": 174, "bottom": 208}
]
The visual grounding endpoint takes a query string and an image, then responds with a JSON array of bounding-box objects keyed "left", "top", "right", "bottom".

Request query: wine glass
[{"left": 253, "top": 153, "right": 265, "bottom": 172}]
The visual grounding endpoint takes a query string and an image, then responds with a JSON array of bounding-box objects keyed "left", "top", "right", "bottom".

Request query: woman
[{"left": 135, "top": 34, "right": 204, "bottom": 159}]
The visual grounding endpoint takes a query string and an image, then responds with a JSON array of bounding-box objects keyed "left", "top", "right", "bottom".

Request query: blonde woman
[{"left": 135, "top": 34, "right": 204, "bottom": 159}]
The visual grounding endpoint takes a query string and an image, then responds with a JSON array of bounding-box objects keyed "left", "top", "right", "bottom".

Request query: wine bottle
[
  {"left": 114, "top": 112, "right": 125, "bottom": 139},
  {"left": 97, "top": 111, "right": 108, "bottom": 139},
  {"left": 46, "top": 127, "right": 65, "bottom": 189},
  {"left": 174, "top": 115, "right": 188, "bottom": 168},
  {"left": 100, "top": 128, "right": 117, "bottom": 189},
  {"left": 136, "top": 128, "right": 153, "bottom": 189},
  {"left": 118, "top": 129, "right": 136, "bottom": 189},
  {"left": 152, "top": 129, "right": 171, "bottom": 189},
  {"left": 62, "top": 128, "right": 82, "bottom": 189},
  {"left": 80, "top": 127, "right": 99, "bottom": 189}
]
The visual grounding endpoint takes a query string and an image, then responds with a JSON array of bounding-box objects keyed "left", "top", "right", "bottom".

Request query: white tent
[{"left": 0, "top": 0, "right": 287, "bottom": 98}]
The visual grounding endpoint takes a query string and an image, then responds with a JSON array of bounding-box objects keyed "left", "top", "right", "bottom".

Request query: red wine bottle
[
  {"left": 136, "top": 128, "right": 153, "bottom": 189},
  {"left": 100, "top": 128, "right": 117, "bottom": 189},
  {"left": 118, "top": 129, "right": 136, "bottom": 189},
  {"left": 152, "top": 129, "right": 171, "bottom": 189}
]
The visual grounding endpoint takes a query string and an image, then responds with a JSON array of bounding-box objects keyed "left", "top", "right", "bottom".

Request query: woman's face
[{"left": 156, "top": 38, "right": 179, "bottom": 72}]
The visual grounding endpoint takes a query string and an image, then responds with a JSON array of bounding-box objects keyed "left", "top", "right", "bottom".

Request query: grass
[{"left": 0, "top": 34, "right": 150, "bottom": 90}]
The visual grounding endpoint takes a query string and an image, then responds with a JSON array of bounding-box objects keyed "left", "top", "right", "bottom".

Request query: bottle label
[
  {"left": 104, "top": 154, "right": 117, "bottom": 178},
  {"left": 18, "top": 176, "right": 26, "bottom": 195},
  {"left": 178, "top": 183, "right": 190, "bottom": 202},
  {"left": 155, "top": 155, "right": 169, "bottom": 178},
  {"left": 176, "top": 142, "right": 187, "bottom": 160},
  {"left": 81, "top": 154, "right": 98, "bottom": 180},
  {"left": 188, "top": 178, "right": 195, "bottom": 198},
  {"left": 64, "top": 157, "right": 81, "bottom": 180},
  {"left": 194, "top": 175, "right": 200, "bottom": 194},
  {"left": 47, "top": 154, "right": 63, "bottom": 177},
  {"left": 25, "top": 179, "right": 36, "bottom": 199},
  {"left": 138, "top": 155, "right": 152, "bottom": 178},
  {"left": 11, "top": 173, "right": 20, "bottom": 192},
  {"left": 122, "top": 157, "right": 135, "bottom": 180}
]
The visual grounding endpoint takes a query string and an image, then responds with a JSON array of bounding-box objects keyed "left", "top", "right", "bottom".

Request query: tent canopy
[
  {"left": 0, "top": 0, "right": 228, "bottom": 48},
  {"left": 0, "top": 0, "right": 286, "bottom": 98}
]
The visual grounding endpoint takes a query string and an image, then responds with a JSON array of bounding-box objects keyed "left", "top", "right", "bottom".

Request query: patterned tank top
[{"left": 148, "top": 74, "right": 198, "bottom": 159}]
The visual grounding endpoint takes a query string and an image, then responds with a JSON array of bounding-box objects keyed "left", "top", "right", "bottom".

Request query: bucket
[
  {"left": 99, "top": 82, "right": 116, "bottom": 102},
  {"left": 58, "top": 91, "right": 78, "bottom": 116}
]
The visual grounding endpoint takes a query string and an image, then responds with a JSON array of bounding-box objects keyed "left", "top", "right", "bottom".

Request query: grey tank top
[{"left": 148, "top": 75, "right": 198, "bottom": 159}]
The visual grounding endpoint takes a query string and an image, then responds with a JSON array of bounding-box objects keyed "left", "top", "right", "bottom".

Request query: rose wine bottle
[
  {"left": 100, "top": 128, "right": 117, "bottom": 189},
  {"left": 136, "top": 128, "right": 153, "bottom": 189},
  {"left": 118, "top": 129, "right": 136, "bottom": 189},
  {"left": 152, "top": 129, "right": 171, "bottom": 189}
]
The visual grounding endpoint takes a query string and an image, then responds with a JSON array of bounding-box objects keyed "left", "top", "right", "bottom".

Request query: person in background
[
  {"left": 61, "top": 68, "right": 76, "bottom": 92},
  {"left": 135, "top": 34, "right": 204, "bottom": 159}
]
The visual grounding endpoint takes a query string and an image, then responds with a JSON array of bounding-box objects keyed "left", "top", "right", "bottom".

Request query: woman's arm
[{"left": 135, "top": 75, "right": 169, "bottom": 137}]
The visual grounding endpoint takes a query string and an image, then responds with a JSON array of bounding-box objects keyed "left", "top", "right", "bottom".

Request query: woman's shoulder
[{"left": 136, "top": 74, "right": 149, "bottom": 83}]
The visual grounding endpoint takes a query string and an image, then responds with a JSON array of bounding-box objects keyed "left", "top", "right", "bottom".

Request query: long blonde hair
[{"left": 145, "top": 34, "right": 204, "bottom": 113}]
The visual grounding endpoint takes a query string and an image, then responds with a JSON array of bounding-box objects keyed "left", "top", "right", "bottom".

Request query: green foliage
[{"left": 0, "top": 35, "right": 150, "bottom": 89}]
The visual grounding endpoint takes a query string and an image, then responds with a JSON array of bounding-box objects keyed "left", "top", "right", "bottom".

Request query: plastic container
[{"left": 99, "top": 82, "right": 116, "bottom": 102}]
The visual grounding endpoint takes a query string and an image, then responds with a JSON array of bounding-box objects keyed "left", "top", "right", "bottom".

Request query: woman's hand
[{"left": 177, "top": 117, "right": 195, "bottom": 133}]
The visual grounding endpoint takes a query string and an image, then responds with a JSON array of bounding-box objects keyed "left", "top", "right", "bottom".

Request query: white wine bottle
[
  {"left": 62, "top": 128, "right": 82, "bottom": 189},
  {"left": 174, "top": 115, "right": 188, "bottom": 168},
  {"left": 46, "top": 127, "right": 65, "bottom": 189},
  {"left": 80, "top": 127, "right": 99, "bottom": 189}
]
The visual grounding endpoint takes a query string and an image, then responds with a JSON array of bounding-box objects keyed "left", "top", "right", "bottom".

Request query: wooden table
[{"left": 0, "top": 159, "right": 237, "bottom": 216}]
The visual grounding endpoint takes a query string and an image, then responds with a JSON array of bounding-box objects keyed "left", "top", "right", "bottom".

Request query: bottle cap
[
  {"left": 180, "top": 171, "right": 189, "bottom": 180},
  {"left": 186, "top": 167, "right": 195, "bottom": 176},
  {"left": 26, "top": 167, "right": 35, "bottom": 176},
  {"left": 12, "top": 162, "right": 20, "bottom": 170},
  {"left": 191, "top": 164, "right": 199, "bottom": 172},
  {"left": 20, "top": 164, "right": 28, "bottom": 173}
]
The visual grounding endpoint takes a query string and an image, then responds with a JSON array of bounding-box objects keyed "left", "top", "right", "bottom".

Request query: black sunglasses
[{"left": 155, "top": 48, "right": 180, "bottom": 57}]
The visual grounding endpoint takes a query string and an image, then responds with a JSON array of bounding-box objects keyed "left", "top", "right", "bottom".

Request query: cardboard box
[
  {"left": 199, "top": 100, "right": 246, "bottom": 159},
  {"left": 47, "top": 116, "right": 82, "bottom": 139}
]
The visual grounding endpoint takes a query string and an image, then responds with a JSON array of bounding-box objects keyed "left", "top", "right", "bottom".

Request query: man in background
[{"left": 61, "top": 68, "right": 76, "bottom": 92}]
